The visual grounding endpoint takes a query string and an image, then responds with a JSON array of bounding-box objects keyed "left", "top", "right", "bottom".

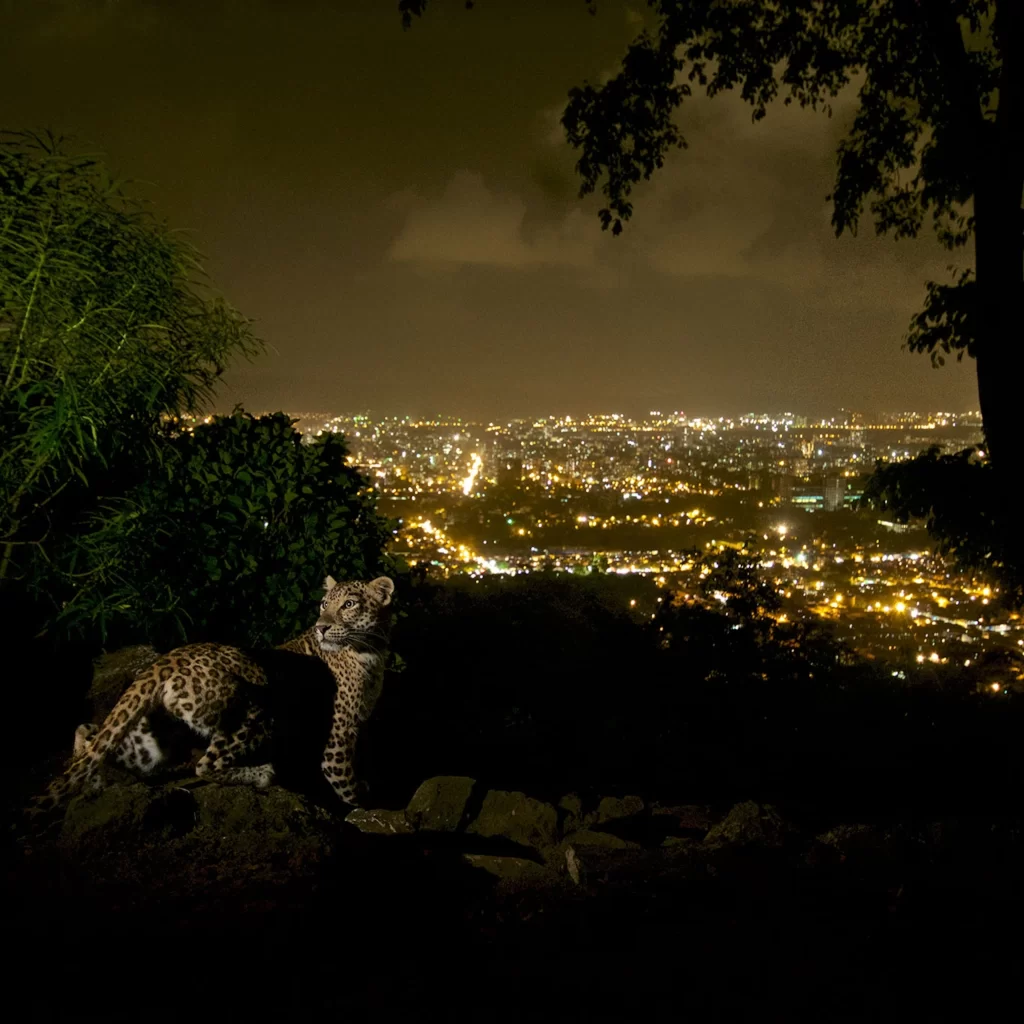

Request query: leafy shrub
[
  {"left": 63, "top": 412, "right": 398, "bottom": 649},
  {"left": 0, "top": 131, "right": 258, "bottom": 631}
]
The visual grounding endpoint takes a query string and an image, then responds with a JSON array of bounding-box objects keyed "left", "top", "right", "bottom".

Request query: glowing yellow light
[
  {"left": 895, "top": 602, "right": 906, "bottom": 613},
  {"left": 461, "top": 453, "right": 483, "bottom": 497},
  {"left": 929, "top": 652, "right": 940, "bottom": 663},
  {"left": 629, "top": 599, "right": 637, "bottom": 607},
  {"left": 991, "top": 682, "right": 1001, "bottom": 692}
]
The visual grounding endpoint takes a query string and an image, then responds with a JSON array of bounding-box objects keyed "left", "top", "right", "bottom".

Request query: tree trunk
[
  {"left": 973, "top": 1, "right": 1024, "bottom": 495},
  {"left": 973, "top": 181, "right": 1024, "bottom": 477}
]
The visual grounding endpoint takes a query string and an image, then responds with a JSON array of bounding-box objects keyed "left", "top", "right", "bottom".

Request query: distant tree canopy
[
  {"left": 400, "top": 1, "right": 1022, "bottom": 491},
  {"left": 0, "top": 130, "right": 260, "bottom": 618}
]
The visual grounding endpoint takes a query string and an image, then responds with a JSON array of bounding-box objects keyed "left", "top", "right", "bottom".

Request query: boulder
[
  {"left": 56, "top": 780, "right": 340, "bottom": 880},
  {"left": 814, "top": 823, "right": 901, "bottom": 867},
  {"left": 661, "top": 836, "right": 702, "bottom": 851},
  {"left": 59, "top": 782, "right": 175, "bottom": 851},
  {"left": 651, "top": 803, "right": 714, "bottom": 832},
  {"left": 346, "top": 807, "right": 415, "bottom": 835},
  {"left": 559, "top": 827, "right": 641, "bottom": 883},
  {"left": 561, "top": 842, "right": 647, "bottom": 886},
  {"left": 704, "top": 801, "right": 788, "bottom": 849},
  {"left": 467, "top": 789, "right": 558, "bottom": 851},
  {"left": 406, "top": 776, "right": 476, "bottom": 832},
  {"left": 557, "top": 792, "right": 600, "bottom": 835},
  {"left": 562, "top": 828, "right": 639, "bottom": 853},
  {"left": 596, "top": 795, "right": 645, "bottom": 824}
]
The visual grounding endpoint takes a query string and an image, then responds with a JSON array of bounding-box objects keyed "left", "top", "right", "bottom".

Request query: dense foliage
[
  {"left": 0, "top": 131, "right": 259, "bottom": 631},
  {"left": 62, "top": 411, "right": 398, "bottom": 650}
]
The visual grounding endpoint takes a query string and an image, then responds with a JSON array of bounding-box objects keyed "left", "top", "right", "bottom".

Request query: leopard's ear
[
  {"left": 323, "top": 575, "right": 338, "bottom": 592},
  {"left": 368, "top": 576, "right": 394, "bottom": 606}
]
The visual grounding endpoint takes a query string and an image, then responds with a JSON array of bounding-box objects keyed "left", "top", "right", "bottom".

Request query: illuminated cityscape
[{"left": 226, "top": 406, "right": 1019, "bottom": 690}]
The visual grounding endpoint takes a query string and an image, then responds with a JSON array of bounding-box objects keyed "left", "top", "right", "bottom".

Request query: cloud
[
  {"left": 605, "top": 86, "right": 951, "bottom": 305},
  {"left": 388, "top": 171, "right": 596, "bottom": 270}
]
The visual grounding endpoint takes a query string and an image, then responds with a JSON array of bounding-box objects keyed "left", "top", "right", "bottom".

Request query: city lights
[
  {"left": 287, "top": 407, "right": 1020, "bottom": 675},
  {"left": 461, "top": 453, "right": 483, "bottom": 497}
]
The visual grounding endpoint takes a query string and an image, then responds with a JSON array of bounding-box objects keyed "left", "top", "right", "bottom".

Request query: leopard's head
[{"left": 314, "top": 575, "right": 394, "bottom": 654}]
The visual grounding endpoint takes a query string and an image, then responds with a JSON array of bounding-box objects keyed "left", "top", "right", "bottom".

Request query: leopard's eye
[
  {"left": 321, "top": 598, "right": 328, "bottom": 609},
  {"left": 343, "top": 599, "right": 356, "bottom": 609}
]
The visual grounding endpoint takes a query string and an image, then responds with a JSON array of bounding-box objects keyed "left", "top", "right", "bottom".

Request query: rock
[
  {"left": 346, "top": 807, "right": 415, "bottom": 835},
  {"left": 561, "top": 842, "right": 647, "bottom": 886},
  {"left": 559, "top": 828, "right": 640, "bottom": 883},
  {"left": 661, "top": 836, "right": 701, "bottom": 851},
  {"left": 467, "top": 789, "right": 558, "bottom": 851},
  {"left": 815, "top": 823, "right": 897, "bottom": 865},
  {"left": 704, "top": 801, "right": 787, "bottom": 849},
  {"left": 558, "top": 792, "right": 597, "bottom": 835},
  {"left": 596, "top": 795, "right": 645, "bottom": 824},
  {"left": 558, "top": 793, "right": 583, "bottom": 818},
  {"left": 651, "top": 803, "right": 714, "bottom": 832},
  {"left": 563, "top": 828, "right": 640, "bottom": 852},
  {"left": 89, "top": 645, "right": 158, "bottom": 722},
  {"left": 406, "top": 776, "right": 475, "bottom": 832},
  {"left": 53, "top": 781, "right": 341, "bottom": 906},
  {"left": 60, "top": 782, "right": 173, "bottom": 850},
  {"left": 462, "top": 854, "right": 556, "bottom": 887},
  {"left": 565, "top": 845, "right": 582, "bottom": 885}
]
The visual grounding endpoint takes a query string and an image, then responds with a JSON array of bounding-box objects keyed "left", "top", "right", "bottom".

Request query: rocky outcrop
[
  {"left": 704, "top": 800, "right": 788, "bottom": 849},
  {"left": 559, "top": 828, "right": 641, "bottom": 885},
  {"left": 406, "top": 775, "right": 475, "bottom": 831},
  {"left": 345, "top": 807, "right": 415, "bottom": 835},
  {"left": 466, "top": 789, "right": 559, "bottom": 850},
  {"left": 30, "top": 771, "right": 1021, "bottom": 930},
  {"left": 596, "top": 794, "right": 645, "bottom": 824},
  {"left": 50, "top": 778, "right": 342, "bottom": 912}
]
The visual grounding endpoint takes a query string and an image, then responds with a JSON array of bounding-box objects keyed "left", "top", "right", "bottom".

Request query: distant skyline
[
  {"left": 261, "top": 405, "right": 982, "bottom": 423},
  {"left": 2, "top": 0, "right": 979, "bottom": 418}
]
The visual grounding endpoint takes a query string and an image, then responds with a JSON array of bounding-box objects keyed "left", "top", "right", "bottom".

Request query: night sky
[{"left": 2, "top": 0, "right": 978, "bottom": 419}]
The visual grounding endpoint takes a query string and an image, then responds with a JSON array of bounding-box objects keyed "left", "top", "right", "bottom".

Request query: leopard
[{"left": 30, "top": 574, "right": 394, "bottom": 820}]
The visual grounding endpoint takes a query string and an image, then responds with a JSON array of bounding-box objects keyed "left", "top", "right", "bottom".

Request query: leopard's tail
[{"left": 25, "top": 661, "right": 166, "bottom": 822}]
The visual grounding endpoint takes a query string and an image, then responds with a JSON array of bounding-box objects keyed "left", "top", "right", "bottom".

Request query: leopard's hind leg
[{"left": 195, "top": 706, "right": 268, "bottom": 777}]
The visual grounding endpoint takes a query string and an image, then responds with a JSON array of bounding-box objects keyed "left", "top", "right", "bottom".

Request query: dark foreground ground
[
  {"left": 6, "top": 781, "right": 1023, "bottom": 1022},
  {"left": 5, "top": 618, "right": 1023, "bottom": 1020}
]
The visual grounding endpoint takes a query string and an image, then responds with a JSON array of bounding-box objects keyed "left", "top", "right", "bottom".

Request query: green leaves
[
  {"left": 905, "top": 268, "right": 977, "bottom": 365},
  {"left": 60, "top": 412, "right": 396, "bottom": 650},
  {"left": 0, "top": 131, "right": 260, "bottom": 606}
]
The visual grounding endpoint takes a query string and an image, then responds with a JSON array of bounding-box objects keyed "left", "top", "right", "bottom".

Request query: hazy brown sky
[{"left": 1, "top": 0, "right": 979, "bottom": 418}]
